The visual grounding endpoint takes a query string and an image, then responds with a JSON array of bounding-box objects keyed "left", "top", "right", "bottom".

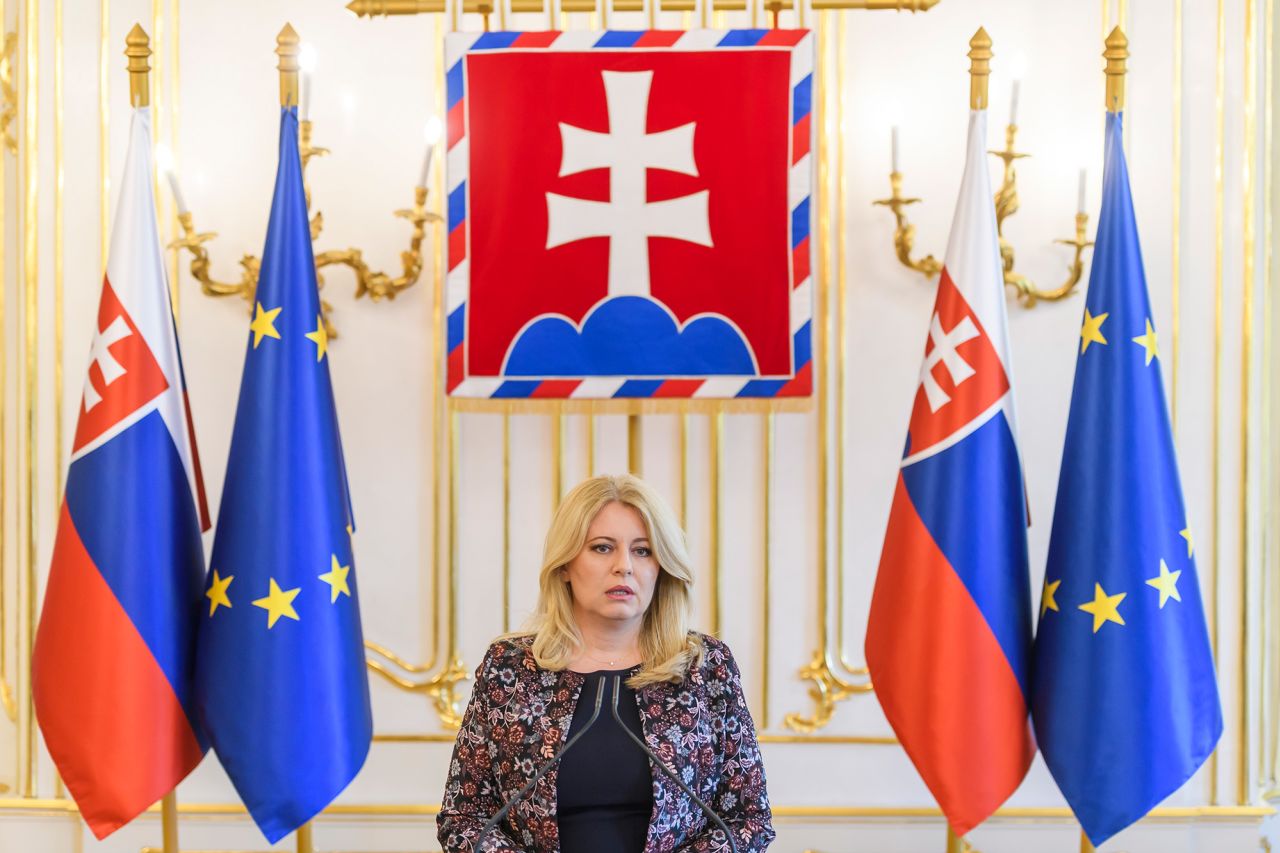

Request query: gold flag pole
[
  {"left": 277, "top": 23, "right": 299, "bottom": 110},
  {"left": 968, "top": 26, "right": 992, "bottom": 112},
  {"left": 130, "top": 25, "right": 179, "bottom": 853},
  {"left": 296, "top": 821, "right": 314, "bottom": 853},
  {"left": 277, "top": 24, "right": 314, "bottom": 853},
  {"left": 1075, "top": 34, "right": 1126, "bottom": 853},
  {"left": 160, "top": 791, "right": 178, "bottom": 853},
  {"left": 1104, "top": 26, "right": 1127, "bottom": 114},
  {"left": 940, "top": 28, "right": 991, "bottom": 853},
  {"left": 124, "top": 23, "right": 150, "bottom": 108}
]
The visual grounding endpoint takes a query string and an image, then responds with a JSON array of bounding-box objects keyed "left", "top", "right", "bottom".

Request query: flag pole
[
  {"left": 940, "top": 32, "right": 991, "bottom": 853},
  {"left": 160, "top": 791, "right": 178, "bottom": 853},
  {"left": 1104, "top": 26, "right": 1127, "bottom": 114},
  {"left": 276, "top": 29, "right": 306, "bottom": 853},
  {"left": 1075, "top": 38, "right": 1123, "bottom": 853},
  {"left": 134, "top": 26, "right": 171, "bottom": 851},
  {"left": 296, "top": 821, "right": 314, "bottom": 853}
]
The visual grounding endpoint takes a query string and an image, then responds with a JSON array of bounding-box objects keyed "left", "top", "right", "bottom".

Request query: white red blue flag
[
  {"left": 864, "top": 107, "right": 1035, "bottom": 835},
  {"left": 32, "top": 105, "right": 210, "bottom": 838}
]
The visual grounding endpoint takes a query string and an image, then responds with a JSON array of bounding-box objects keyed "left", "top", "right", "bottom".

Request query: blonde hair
[{"left": 513, "top": 474, "right": 703, "bottom": 687}]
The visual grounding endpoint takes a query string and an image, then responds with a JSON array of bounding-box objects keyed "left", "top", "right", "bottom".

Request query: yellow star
[
  {"left": 304, "top": 314, "right": 328, "bottom": 362},
  {"left": 250, "top": 302, "right": 283, "bottom": 349},
  {"left": 1080, "top": 308, "right": 1109, "bottom": 354},
  {"left": 318, "top": 554, "right": 351, "bottom": 603},
  {"left": 252, "top": 578, "right": 301, "bottom": 628},
  {"left": 1145, "top": 559, "right": 1183, "bottom": 609},
  {"left": 205, "top": 569, "right": 234, "bottom": 617},
  {"left": 1132, "top": 318, "right": 1159, "bottom": 365},
  {"left": 1040, "top": 578, "right": 1061, "bottom": 619},
  {"left": 1078, "top": 582, "right": 1127, "bottom": 633},
  {"left": 1180, "top": 527, "right": 1194, "bottom": 558}
]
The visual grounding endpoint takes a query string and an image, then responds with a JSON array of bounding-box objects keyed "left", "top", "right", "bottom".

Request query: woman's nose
[{"left": 612, "top": 551, "right": 633, "bottom": 574}]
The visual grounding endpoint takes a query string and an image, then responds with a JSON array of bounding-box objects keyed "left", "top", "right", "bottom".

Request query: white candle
[
  {"left": 166, "top": 170, "right": 189, "bottom": 215},
  {"left": 419, "top": 116, "right": 444, "bottom": 190},
  {"left": 891, "top": 125, "right": 900, "bottom": 174},
  {"left": 299, "top": 45, "right": 317, "bottom": 122},
  {"left": 154, "top": 144, "right": 189, "bottom": 215},
  {"left": 1077, "top": 168, "right": 1087, "bottom": 215},
  {"left": 1010, "top": 80, "right": 1021, "bottom": 126}
]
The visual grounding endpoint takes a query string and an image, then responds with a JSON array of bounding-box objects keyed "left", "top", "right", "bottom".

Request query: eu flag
[
  {"left": 194, "top": 105, "right": 372, "bottom": 842},
  {"left": 1030, "top": 111, "right": 1221, "bottom": 847}
]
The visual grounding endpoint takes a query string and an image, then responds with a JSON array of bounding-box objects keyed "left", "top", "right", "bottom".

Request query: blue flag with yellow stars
[
  {"left": 1030, "top": 111, "right": 1221, "bottom": 847},
  {"left": 194, "top": 105, "right": 371, "bottom": 843}
]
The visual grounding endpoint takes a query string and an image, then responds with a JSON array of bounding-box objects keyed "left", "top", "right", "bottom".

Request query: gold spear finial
[
  {"left": 124, "top": 24, "right": 151, "bottom": 108},
  {"left": 345, "top": 0, "right": 435, "bottom": 16},
  {"left": 276, "top": 23, "right": 300, "bottom": 109},
  {"left": 864, "top": 0, "right": 941, "bottom": 9},
  {"left": 1104, "top": 26, "right": 1128, "bottom": 112},
  {"left": 968, "top": 27, "right": 992, "bottom": 111}
]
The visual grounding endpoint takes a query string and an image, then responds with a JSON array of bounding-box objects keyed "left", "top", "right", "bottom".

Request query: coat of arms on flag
[{"left": 443, "top": 29, "right": 814, "bottom": 405}]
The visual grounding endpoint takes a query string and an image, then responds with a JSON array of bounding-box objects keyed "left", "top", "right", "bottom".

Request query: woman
[{"left": 437, "top": 474, "right": 774, "bottom": 853}]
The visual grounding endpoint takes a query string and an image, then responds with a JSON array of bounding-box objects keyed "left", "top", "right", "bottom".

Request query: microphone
[
  {"left": 477, "top": 675, "right": 606, "bottom": 847},
  {"left": 610, "top": 675, "right": 740, "bottom": 853}
]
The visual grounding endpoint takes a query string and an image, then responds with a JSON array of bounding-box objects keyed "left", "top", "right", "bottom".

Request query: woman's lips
[{"left": 606, "top": 586, "right": 634, "bottom": 598}]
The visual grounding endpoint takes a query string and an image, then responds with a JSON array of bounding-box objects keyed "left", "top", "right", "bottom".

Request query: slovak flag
[
  {"left": 864, "top": 106, "right": 1035, "bottom": 836},
  {"left": 32, "top": 104, "right": 210, "bottom": 838}
]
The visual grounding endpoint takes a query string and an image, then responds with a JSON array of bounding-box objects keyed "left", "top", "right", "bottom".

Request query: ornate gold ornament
[
  {"left": 167, "top": 25, "right": 441, "bottom": 338},
  {"left": 365, "top": 641, "right": 469, "bottom": 730},
  {"left": 782, "top": 649, "right": 874, "bottom": 734},
  {"left": 874, "top": 28, "right": 1098, "bottom": 307},
  {"left": 0, "top": 32, "right": 16, "bottom": 153}
]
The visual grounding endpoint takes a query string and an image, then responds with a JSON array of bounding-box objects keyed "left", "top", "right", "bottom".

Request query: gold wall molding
[
  {"left": 0, "top": 796, "right": 1270, "bottom": 823},
  {"left": 366, "top": 728, "right": 899, "bottom": 745},
  {"left": 1267, "top": 0, "right": 1279, "bottom": 794},
  {"left": 19, "top": 0, "right": 38, "bottom": 800},
  {"left": 1210, "top": 0, "right": 1226, "bottom": 806},
  {"left": 346, "top": 0, "right": 937, "bottom": 16},
  {"left": 784, "top": 10, "right": 872, "bottom": 736},
  {"left": 0, "top": 25, "right": 11, "bottom": 732}
]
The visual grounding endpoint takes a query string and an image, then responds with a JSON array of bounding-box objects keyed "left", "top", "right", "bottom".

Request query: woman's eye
[
  {"left": 633, "top": 547, "right": 651, "bottom": 558},
  {"left": 592, "top": 543, "right": 612, "bottom": 554}
]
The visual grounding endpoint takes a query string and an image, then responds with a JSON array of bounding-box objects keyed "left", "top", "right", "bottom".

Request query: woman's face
[{"left": 562, "top": 501, "right": 661, "bottom": 630}]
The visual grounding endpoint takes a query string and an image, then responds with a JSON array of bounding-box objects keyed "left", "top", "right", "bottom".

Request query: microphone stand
[
  {"left": 610, "top": 675, "right": 740, "bottom": 853},
  {"left": 477, "top": 676, "right": 607, "bottom": 847}
]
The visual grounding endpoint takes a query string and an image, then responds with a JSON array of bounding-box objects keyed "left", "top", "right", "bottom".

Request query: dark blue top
[{"left": 556, "top": 668, "right": 653, "bottom": 853}]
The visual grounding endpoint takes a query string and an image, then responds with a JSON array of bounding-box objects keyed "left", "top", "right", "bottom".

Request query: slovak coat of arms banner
[{"left": 443, "top": 29, "right": 815, "bottom": 407}]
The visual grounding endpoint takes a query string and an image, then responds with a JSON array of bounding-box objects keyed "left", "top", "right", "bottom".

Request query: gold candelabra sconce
[
  {"left": 874, "top": 121, "right": 1094, "bottom": 308},
  {"left": 158, "top": 30, "right": 443, "bottom": 338}
]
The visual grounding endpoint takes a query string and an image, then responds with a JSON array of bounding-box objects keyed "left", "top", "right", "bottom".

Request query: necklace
[{"left": 581, "top": 648, "right": 638, "bottom": 668}]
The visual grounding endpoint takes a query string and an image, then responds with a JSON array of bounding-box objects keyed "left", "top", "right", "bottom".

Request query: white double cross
[
  {"left": 919, "top": 312, "right": 979, "bottom": 413},
  {"left": 83, "top": 315, "right": 133, "bottom": 411},
  {"left": 546, "top": 70, "right": 713, "bottom": 299}
]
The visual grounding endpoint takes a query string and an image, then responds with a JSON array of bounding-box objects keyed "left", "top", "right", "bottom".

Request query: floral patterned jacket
[{"left": 437, "top": 633, "right": 774, "bottom": 853}]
